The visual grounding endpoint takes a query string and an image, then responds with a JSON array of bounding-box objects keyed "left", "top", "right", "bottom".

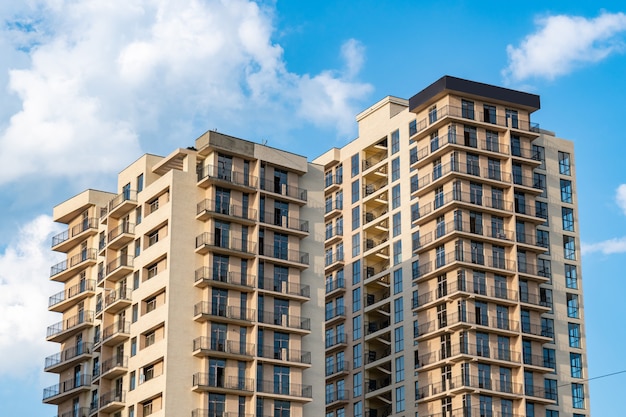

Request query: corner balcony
[
  {"left": 48, "top": 279, "right": 96, "bottom": 313},
  {"left": 257, "top": 310, "right": 311, "bottom": 333},
  {"left": 257, "top": 345, "right": 312, "bottom": 367},
  {"left": 192, "top": 374, "right": 255, "bottom": 395},
  {"left": 196, "top": 199, "right": 258, "bottom": 224},
  {"left": 98, "top": 355, "right": 128, "bottom": 380},
  {"left": 104, "top": 255, "right": 134, "bottom": 283},
  {"left": 193, "top": 411, "right": 254, "bottom": 417},
  {"left": 260, "top": 212, "right": 309, "bottom": 236},
  {"left": 193, "top": 302, "right": 255, "bottom": 325},
  {"left": 46, "top": 311, "right": 95, "bottom": 343},
  {"left": 258, "top": 276, "right": 310, "bottom": 299},
  {"left": 521, "top": 321, "right": 554, "bottom": 342},
  {"left": 50, "top": 249, "right": 98, "bottom": 282},
  {"left": 195, "top": 233, "right": 257, "bottom": 258},
  {"left": 193, "top": 337, "right": 255, "bottom": 359},
  {"left": 260, "top": 179, "right": 308, "bottom": 204},
  {"left": 197, "top": 165, "right": 259, "bottom": 191},
  {"left": 99, "top": 389, "right": 126, "bottom": 413},
  {"left": 106, "top": 222, "right": 135, "bottom": 250},
  {"left": 259, "top": 244, "right": 309, "bottom": 268},
  {"left": 42, "top": 375, "right": 92, "bottom": 404},
  {"left": 194, "top": 267, "right": 256, "bottom": 291},
  {"left": 44, "top": 342, "right": 94, "bottom": 374},
  {"left": 99, "top": 320, "right": 131, "bottom": 347},
  {"left": 107, "top": 190, "right": 138, "bottom": 219},
  {"left": 51, "top": 218, "right": 99, "bottom": 252},
  {"left": 103, "top": 287, "right": 132, "bottom": 314},
  {"left": 364, "top": 260, "right": 390, "bottom": 281},
  {"left": 362, "top": 149, "right": 388, "bottom": 173},
  {"left": 256, "top": 380, "right": 312, "bottom": 402},
  {"left": 413, "top": 162, "right": 512, "bottom": 197}
]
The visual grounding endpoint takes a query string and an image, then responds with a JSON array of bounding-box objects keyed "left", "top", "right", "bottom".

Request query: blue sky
[{"left": 0, "top": 1, "right": 625, "bottom": 415}]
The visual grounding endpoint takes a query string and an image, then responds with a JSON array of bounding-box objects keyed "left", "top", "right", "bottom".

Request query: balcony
[
  {"left": 366, "top": 377, "right": 391, "bottom": 395},
  {"left": 256, "top": 380, "right": 312, "bottom": 400},
  {"left": 325, "top": 174, "right": 343, "bottom": 193},
  {"left": 365, "top": 319, "right": 390, "bottom": 337},
  {"left": 47, "top": 311, "right": 95, "bottom": 343},
  {"left": 325, "top": 225, "right": 343, "bottom": 245},
  {"left": 260, "top": 244, "right": 309, "bottom": 268},
  {"left": 523, "top": 353, "right": 556, "bottom": 371},
  {"left": 193, "top": 337, "right": 255, "bottom": 359},
  {"left": 56, "top": 407, "right": 91, "bottom": 417},
  {"left": 325, "top": 306, "right": 346, "bottom": 324},
  {"left": 257, "top": 345, "right": 312, "bottom": 366},
  {"left": 195, "top": 233, "right": 257, "bottom": 257},
  {"left": 99, "top": 320, "right": 131, "bottom": 347},
  {"left": 417, "top": 311, "right": 519, "bottom": 339},
  {"left": 107, "top": 190, "right": 138, "bottom": 219},
  {"left": 194, "top": 267, "right": 256, "bottom": 290},
  {"left": 519, "top": 291, "right": 552, "bottom": 311},
  {"left": 325, "top": 333, "right": 347, "bottom": 351},
  {"left": 364, "top": 260, "right": 390, "bottom": 280},
  {"left": 106, "top": 222, "right": 135, "bottom": 250},
  {"left": 104, "top": 255, "right": 134, "bottom": 282},
  {"left": 324, "top": 249, "right": 344, "bottom": 272},
  {"left": 51, "top": 218, "right": 99, "bottom": 252},
  {"left": 324, "top": 199, "right": 343, "bottom": 219},
  {"left": 193, "top": 412, "right": 254, "bottom": 417},
  {"left": 258, "top": 276, "right": 310, "bottom": 299},
  {"left": 513, "top": 174, "right": 544, "bottom": 194},
  {"left": 196, "top": 199, "right": 257, "bottom": 224},
  {"left": 415, "top": 251, "right": 515, "bottom": 282},
  {"left": 363, "top": 207, "right": 388, "bottom": 227},
  {"left": 414, "top": 162, "right": 512, "bottom": 197},
  {"left": 514, "top": 202, "right": 547, "bottom": 223},
  {"left": 260, "top": 211, "right": 309, "bottom": 235},
  {"left": 325, "top": 389, "right": 350, "bottom": 405},
  {"left": 416, "top": 220, "right": 513, "bottom": 254},
  {"left": 325, "top": 360, "right": 349, "bottom": 377},
  {"left": 197, "top": 165, "right": 258, "bottom": 191},
  {"left": 521, "top": 322, "right": 554, "bottom": 341},
  {"left": 365, "top": 407, "right": 391, "bottom": 417},
  {"left": 417, "top": 374, "right": 524, "bottom": 401},
  {"left": 99, "top": 389, "right": 125, "bottom": 413},
  {"left": 48, "top": 279, "right": 96, "bottom": 312},
  {"left": 363, "top": 177, "right": 389, "bottom": 200},
  {"left": 99, "top": 355, "right": 128, "bottom": 380},
  {"left": 417, "top": 342, "right": 521, "bottom": 369},
  {"left": 364, "top": 289, "right": 390, "bottom": 310},
  {"left": 260, "top": 179, "right": 307, "bottom": 203},
  {"left": 257, "top": 310, "right": 311, "bottom": 333},
  {"left": 42, "top": 375, "right": 92, "bottom": 404},
  {"left": 518, "top": 261, "right": 552, "bottom": 282},
  {"left": 325, "top": 277, "right": 345, "bottom": 296},
  {"left": 365, "top": 348, "right": 391, "bottom": 365},
  {"left": 194, "top": 302, "right": 255, "bottom": 324},
  {"left": 417, "top": 191, "right": 514, "bottom": 224},
  {"left": 50, "top": 249, "right": 98, "bottom": 282},
  {"left": 362, "top": 150, "right": 388, "bottom": 172},
  {"left": 192, "top": 374, "right": 255, "bottom": 394},
  {"left": 44, "top": 342, "right": 94, "bottom": 373},
  {"left": 102, "top": 286, "right": 132, "bottom": 314},
  {"left": 415, "top": 278, "right": 517, "bottom": 310}
]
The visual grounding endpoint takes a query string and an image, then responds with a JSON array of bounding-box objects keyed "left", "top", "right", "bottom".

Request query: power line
[{"left": 557, "top": 369, "right": 626, "bottom": 387}]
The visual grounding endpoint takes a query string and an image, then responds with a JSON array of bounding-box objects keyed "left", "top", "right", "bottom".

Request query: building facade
[
  {"left": 44, "top": 76, "right": 590, "bottom": 417},
  {"left": 43, "top": 131, "right": 325, "bottom": 417},
  {"left": 314, "top": 76, "right": 590, "bottom": 417}
]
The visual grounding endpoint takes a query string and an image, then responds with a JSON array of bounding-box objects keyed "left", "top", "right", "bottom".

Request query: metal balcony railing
[
  {"left": 259, "top": 276, "right": 310, "bottom": 297},
  {"left": 193, "top": 337, "right": 255, "bottom": 356},
  {"left": 260, "top": 179, "right": 307, "bottom": 201},
  {"left": 260, "top": 212, "right": 309, "bottom": 233},
  {"left": 194, "top": 267, "right": 256, "bottom": 288},
  {"left": 258, "top": 310, "right": 311, "bottom": 330},
  {"left": 260, "top": 244, "right": 309, "bottom": 265},
  {"left": 47, "top": 311, "right": 95, "bottom": 339},
  {"left": 197, "top": 199, "right": 257, "bottom": 221},
  {"left": 197, "top": 165, "right": 259, "bottom": 188},
  {"left": 194, "top": 302, "right": 255, "bottom": 321},
  {"left": 48, "top": 280, "right": 96, "bottom": 308}
]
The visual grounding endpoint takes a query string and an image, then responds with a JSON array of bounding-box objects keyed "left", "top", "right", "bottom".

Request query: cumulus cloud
[
  {"left": 503, "top": 12, "right": 626, "bottom": 82},
  {"left": 0, "top": 215, "right": 62, "bottom": 377},
  {"left": 0, "top": 0, "right": 372, "bottom": 186},
  {"left": 582, "top": 183, "right": 626, "bottom": 255}
]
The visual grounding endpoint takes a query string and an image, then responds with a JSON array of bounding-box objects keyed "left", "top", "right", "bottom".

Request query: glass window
[
  {"left": 546, "top": 411, "right": 559, "bottom": 417},
  {"left": 562, "top": 207, "right": 574, "bottom": 231},
  {"left": 395, "top": 386, "right": 405, "bottom": 412},
  {"left": 537, "top": 229, "right": 550, "bottom": 249},
  {"left": 353, "top": 315, "right": 362, "bottom": 340},
  {"left": 352, "top": 233, "right": 360, "bottom": 257},
  {"left": 353, "top": 372, "right": 362, "bottom": 397},
  {"left": 392, "top": 185, "right": 401, "bottom": 209},
  {"left": 411, "top": 202, "right": 419, "bottom": 222},
  {"left": 536, "top": 201, "right": 548, "bottom": 221},
  {"left": 570, "top": 352, "right": 583, "bottom": 378},
  {"left": 462, "top": 99, "right": 475, "bottom": 119},
  {"left": 567, "top": 293, "right": 579, "bottom": 318},
  {"left": 393, "top": 269, "right": 403, "bottom": 294},
  {"left": 354, "top": 401, "right": 363, "bottom": 417},
  {"left": 534, "top": 172, "right": 547, "bottom": 196},
  {"left": 352, "top": 180, "right": 360, "bottom": 203},
  {"left": 394, "top": 326, "right": 404, "bottom": 352},
  {"left": 353, "top": 344, "right": 362, "bottom": 367},
  {"left": 559, "top": 151, "right": 571, "bottom": 175},
  {"left": 572, "top": 383, "right": 585, "bottom": 408},
  {"left": 545, "top": 379, "right": 558, "bottom": 401},
  {"left": 352, "top": 288, "right": 361, "bottom": 312},
  {"left": 392, "top": 157, "right": 400, "bottom": 181},
  {"left": 409, "top": 120, "right": 417, "bottom": 137},
  {"left": 393, "top": 240, "right": 402, "bottom": 265},
  {"left": 564, "top": 235, "right": 576, "bottom": 260},
  {"left": 395, "top": 356, "right": 405, "bottom": 382},
  {"left": 394, "top": 297, "right": 404, "bottom": 323},
  {"left": 568, "top": 323, "right": 581, "bottom": 348},
  {"left": 351, "top": 154, "right": 359, "bottom": 177},
  {"left": 410, "top": 147, "right": 418, "bottom": 165},
  {"left": 352, "top": 260, "right": 361, "bottom": 285},
  {"left": 391, "top": 129, "right": 400, "bottom": 154},
  {"left": 543, "top": 348, "right": 556, "bottom": 369},
  {"left": 532, "top": 145, "right": 545, "bottom": 169},
  {"left": 410, "top": 174, "right": 418, "bottom": 193},
  {"left": 526, "top": 402, "right": 535, "bottom": 417},
  {"left": 393, "top": 213, "right": 401, "bottom": 237},
  {"left": 565, "top": 264, "right": 578, "bottom": 289},
  {"left": 352, "top": 206, "right": 360, "bottom": 231},
  {"left": 560, "top": 179, "right": 573, "bottom": 203}
]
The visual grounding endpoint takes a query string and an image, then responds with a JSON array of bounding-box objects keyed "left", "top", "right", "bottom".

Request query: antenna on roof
[{"left": 262, "top": 139, "right": 268, "bottom": 146}]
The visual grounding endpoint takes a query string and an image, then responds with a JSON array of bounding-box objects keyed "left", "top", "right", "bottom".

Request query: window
[
  {"left": 354, "top": 401, "right": 362, "bottom": 417},
  {"left": 395, "top": 386, "right": 405, "bottom": 412},
  {"left": 568, "top": 323, "right": 581, "bottom": 348},
  {"left": 410, "top": 147, "right": 418, "bottom": 165},
  {"left": 395, "top": 356, "right": 405, "bottom": 382},
  {"left": 136, "top": 207, "right": 142, "bottom": 225},
  {"left": 391, "top": 130, "right": 400, "bottom": 154},
  {"left": 145, "top": 296, "right": 157, "bottom": 313},
  {"left": 143, "top": 400, "right": 153, "bottom": 416},
  {"left": 392, "top": 185, "right": 401, "bottom": 209},
  {"left": 462, "top": 99, "right": 474, "bottom": 119},
  {"left": 572, "top": 383, "right": 585, "bottom": 408},
  {"left": 336, "top": 165, "right": 343, "bottom": 183},
  {"left": 130, "top": 371, "right": 136, "bottom": 390},
  {"left": 352, "top": 288, "right": 361, "bottom": 312},
  {"left": 562, "top": 207, "right": 574, "bottom": 231},
  {"left": 464, "top": 125, "right": 477, "bottom": 147},
  {"left": 526, "top": 402, "right": 535, "bottom": 417},
  {"left": 353, "top": 344, "right": 362, "bottom": 367},
  {"left": 567, "top": 293, "right": 579, "bottom": 318},
  {"left": 560, "top": 179, "right": 572, "bottom": 203},
  {"left": 393, "top": 269, "right": 403, "bottom": 294},
  {"left": 145, "top": 330, "right": 156, "bottom": 347},
  {"left": 542, "top": 317, "right": 554, "bottom": 339},
  {"left": 537, "top": 229, "right": 550, "bottom": 249},
  {"left": 394, "top": 326, "right": 404, "bottom": 352},
  {"left": 411, "top": 202, "right": 419, "bottom": 222},
  {"left": 352, "top": 261, "right": 361, "bottom": 285},
  {"left": 570, "top": 352, "right": 583, "bottom": 378},
  {"left": 352, "top": 180, "right": 359, "bottom": 203},
  {"left": 351, "top": 154, "right": 359, "bottom": 177},
  {"left": 394, "top": 297, "right": 404, "bottom": 323},
  {"left": 352, "top": 207, "right": 360, "bottom": 230},
  {"left": 409, "top": 120, "right": 417, "bottom": 137},
  {"left": 559, "top": 151, "right": 571, "bottom": 175},
  {"left": 132, "top": 304, "right": 138, "bottom": 322},
  {"left": 483, "top": 104, "right": 496, "bottom": 123},
  {"left": 352, "top": 233, "right": 360, "bottom": 257},
  {"left": 410, "top": 174, "right": 418, "bottom": 193},
  {"left": 393, "top": 212, "right": 401, "bottom": 237},
  {"left": 565, "top": 264, "right": 578, "bottom": 289},
  {"left": 564, "top": 235, "right": 576, "bottom": 260},
  {"left": 546, "top": 411, "right": 559, "bottom": 417},
  {"left": 393, "top": 240, "right": 402, "bottom": 265},
  {"left": 353, "top": 372, "right": 362, "bottom": 396},
  {"left": 392, "top": 157, "right": 400, "bottom": 181},
  {"left": 545, "top": 379, "right": 557, "bottom": 401},
  {"left": 148, "top": 230, "right": 159, "bottom": 246},
  {"left": 131, "top": 337, "right": 137, "bottom": 356},
  {"left": 143, "top": 364, "right": 155, "bottom": 382},
  {"left": 353, "top": 315, "right": 361, "bottom": 340},
  {"left": 534, "top": 172, "right": 547, "bottom": 196},
  {"left": 536, "top": 201, "right": 548, "bottom": 220},
  {"left": 147, "top": 262, "right": 159, "bottom": 279},
  {"left": 533, "top": 145, "right": 545, "bottom": 169},
  {"left": 543, "top": 348, "right": 556, "bottom": 369}
]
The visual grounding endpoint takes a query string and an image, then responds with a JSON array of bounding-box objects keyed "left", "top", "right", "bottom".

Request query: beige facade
[
  {"left": 43, "top": 131, "right": 325, "bottom": 417},
  {"left": 314, "top": 77, "right": 590, "bottom": 417}
]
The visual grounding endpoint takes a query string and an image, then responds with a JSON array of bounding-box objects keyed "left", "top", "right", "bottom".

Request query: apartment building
[
  {"left": 43, "top": 131, "right": 325, "bottom": 417},
  {"left": 314, "top": 76, "right": 590, "bottom": 417}
]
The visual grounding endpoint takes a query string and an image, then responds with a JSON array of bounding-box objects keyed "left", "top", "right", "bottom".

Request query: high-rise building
[
  {"left": 44, "top": 76, "right": 591, "bottom": 417},
  {"left": 314, "top": 76, "right": 590, "bottom": 417},
  {"left": 43, "top": 131, "right": 325, "bottom": 417}
]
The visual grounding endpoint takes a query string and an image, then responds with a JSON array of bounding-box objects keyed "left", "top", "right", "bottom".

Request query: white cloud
[
  {"left": 615, "top": 184, "right": 626, "bottom": 215},
  {"left": 582, "top": 237, "right": 626, "bottom": 255},
  {"left": 0, "top": 0, "right": 372, "bottom": 186},
  {"left": 503, "top": 12, "right": 626, "bottom": 82},
  {"left": 0, "top": 215, "right": 62, "bottom": 377}
]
